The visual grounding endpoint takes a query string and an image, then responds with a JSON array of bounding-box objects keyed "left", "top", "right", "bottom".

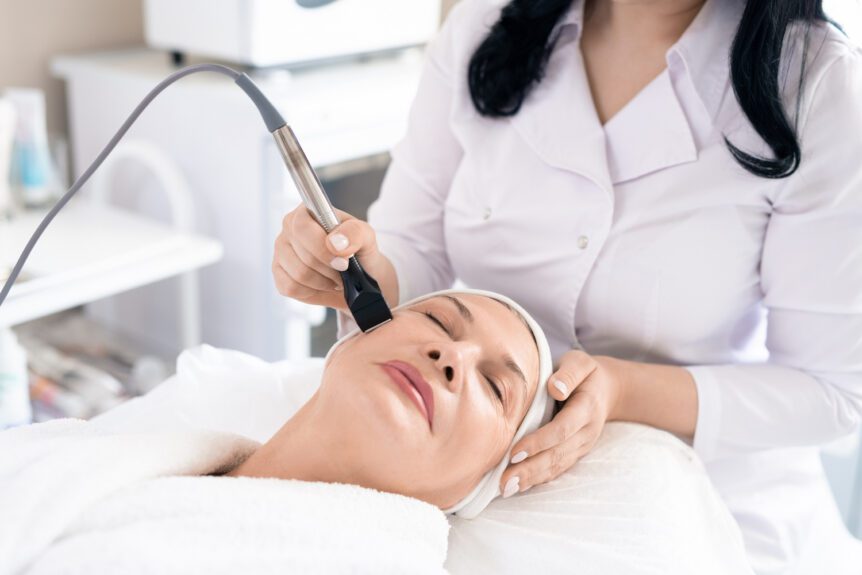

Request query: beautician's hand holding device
[
  {"left": 275, "top": 0, "right": 862, "bottom": 571},
  {"left": 273, "top": 204, "right": 399, "bottom": 313}
]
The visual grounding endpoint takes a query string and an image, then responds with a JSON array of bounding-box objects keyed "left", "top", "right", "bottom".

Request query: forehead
[{"left": 455, "top": 294, "right": 533, "bottom": 339}]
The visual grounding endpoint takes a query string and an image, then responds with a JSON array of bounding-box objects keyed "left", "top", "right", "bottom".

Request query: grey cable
[{"left": 0, "top": 63, "right": 281, "bottom": 309}]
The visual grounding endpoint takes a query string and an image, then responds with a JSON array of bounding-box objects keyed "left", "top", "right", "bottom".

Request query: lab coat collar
[
  {"left": 510, "top": 0, "right": 612, "bottom": 193},
  {"left": 511, "top": 0, "right": 742, "bottom": 188},
  {"left": 602, "top": 66, "right": 697, "bottom": 184},
  {"left": 554, "top": 0, "right": 743, "bottom": 128},
  {"left": 668, "top": 0, "right": 745, "bottom": 126},
  {"left": 549, "top": 0, "right": 584, "bottom": 46}
]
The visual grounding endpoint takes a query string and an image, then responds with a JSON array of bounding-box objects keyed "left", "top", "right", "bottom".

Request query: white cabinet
[
  {"left": 144, "top": 0, "right": 441, "bottom": 67},
  {"left": 53, "top": 48, "right": 423, "bottom": 361}
]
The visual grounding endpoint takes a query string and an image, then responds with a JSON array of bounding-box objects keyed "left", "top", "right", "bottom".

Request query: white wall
[
  {"left": 442, "top": 0, "right": 460, "bottom": 19},
  {"left": 0, "top": 0, "right": 145, "bottom": 137},
  {"left": 825, "top": 0, "right": 862, "bottom": 41}
]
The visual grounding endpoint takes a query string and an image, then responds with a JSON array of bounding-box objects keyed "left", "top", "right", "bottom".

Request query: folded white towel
[{"left": 0, "top": 419, "right": 450, "bottom": 575}]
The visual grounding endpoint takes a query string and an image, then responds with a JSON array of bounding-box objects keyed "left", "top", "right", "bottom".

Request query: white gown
[{"left": 337, "top": 0, "right": 862, "bottom": 572}]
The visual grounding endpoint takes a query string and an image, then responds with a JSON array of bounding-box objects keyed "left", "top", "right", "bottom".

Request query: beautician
[{"left": 272, "top": 0, "right": 862, "bottom": 572}]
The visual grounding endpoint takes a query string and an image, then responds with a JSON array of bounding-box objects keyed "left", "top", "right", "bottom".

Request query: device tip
[{"left": 351, "top": 294, "right": 393, "bottom": 333}]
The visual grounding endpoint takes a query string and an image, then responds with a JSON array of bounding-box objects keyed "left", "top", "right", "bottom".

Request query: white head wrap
[{"left": 324, "top": 287, "right": 555, "bottom": 519}]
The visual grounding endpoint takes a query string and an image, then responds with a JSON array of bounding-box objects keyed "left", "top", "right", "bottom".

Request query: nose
[{"left": 423, "top": 340, "right": 481, "bottom": 392}]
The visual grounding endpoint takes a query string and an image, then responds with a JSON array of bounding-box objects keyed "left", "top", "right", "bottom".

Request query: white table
[{"left": 0, "top": 202, "right": 222, "bottom": 328}]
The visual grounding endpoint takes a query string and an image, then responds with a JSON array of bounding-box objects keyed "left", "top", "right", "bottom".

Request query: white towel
[{"left": 0, "top": 419, "right": 450, "bottom": 575}]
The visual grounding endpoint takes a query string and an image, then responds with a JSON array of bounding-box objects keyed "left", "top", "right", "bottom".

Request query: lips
[{"left": 380, "top": 360, "right": 435, "bottom": 431}]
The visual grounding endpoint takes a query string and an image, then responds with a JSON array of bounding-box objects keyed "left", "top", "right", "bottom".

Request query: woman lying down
[
  {"left": 0, "top": 288, "right": 753, "bottom": 575},
  {"left": 0, "top": 288, "right": 557, "bottom": 575},
  {"left": 229, "top": 288, "right": 555, "bottom": 513}
]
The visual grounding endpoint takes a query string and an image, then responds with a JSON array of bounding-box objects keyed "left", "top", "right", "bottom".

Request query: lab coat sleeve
[
  {"left": 685, "top": 49, "right": 862, "bottom": 462},
  {"left": 366, "top": 6, "right": 465, "bottom": 303},
  {"left": 336, "top": 5, "right": 468, "bottom": 339}
]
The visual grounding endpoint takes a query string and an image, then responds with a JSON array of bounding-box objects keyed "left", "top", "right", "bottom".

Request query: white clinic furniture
[
  {"left": 144, "top": 0, "right": 441, "bottom": 67},
  {"left": 0, "top": 203, "right": 222, "bottom": 329},
  {"left": 52, "top": 47, "right": 424, "bottom": 362}
]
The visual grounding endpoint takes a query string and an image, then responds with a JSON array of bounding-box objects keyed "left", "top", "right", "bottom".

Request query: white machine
[{"left": 144, "top": 0, "right": 442, "bottom": 67}]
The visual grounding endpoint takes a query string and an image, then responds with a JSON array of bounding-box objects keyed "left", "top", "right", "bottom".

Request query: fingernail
[
  {"left": 502, "top": 476, "right": 520, "bottom": 498},
  {"left": 510, "top": 450, "right": 528, "bottom": 464},
  {"left": 330, "top": 257, "right": 349, "bottom": 271},
  {"left": 553, "top": 379, "right": 567, "bottom": 396},
  {"left": 329, "top": 233, "right": 349, "bottom": 251},
  {"left": 334, "top": 284, "right": 343, "bottom": 291}
]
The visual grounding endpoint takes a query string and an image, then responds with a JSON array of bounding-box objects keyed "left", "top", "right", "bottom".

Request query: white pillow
[
  {"left": 445, "top": 422, "right": 754, "bottom": 574},
  {"left": 93, "top": 345, "right": 752, "bottom": 575},
  {"left": 92, "top": 345, "right": 321, "bottom": 442}
]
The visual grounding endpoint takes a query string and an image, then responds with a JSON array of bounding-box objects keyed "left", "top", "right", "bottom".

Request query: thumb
[
  {"left": 325, "top": 217, "right": 378, "bottom": 259},
  {"left": 546, "top": 350, "right": 598, "bottom": 401},
  {"left": 547, "top": 372, "right": 577, "bottom": 402}
]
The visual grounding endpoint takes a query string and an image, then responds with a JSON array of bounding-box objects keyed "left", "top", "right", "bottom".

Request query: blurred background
[
  {"left": 0, "top": 0, "right": 460, "bottom": 141},
  {"left": 0, "top": 0, "right": 860, "bottom": 536},
  {"left": 0, "top": 0, "right": 459, "bottom": 416}
]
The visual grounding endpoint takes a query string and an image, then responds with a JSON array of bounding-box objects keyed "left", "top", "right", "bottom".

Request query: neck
[
  {"left": 584, "top": 0, "right": 707, "bottom": 47},
  {"left": 226, "top": 393, "right": 357, "bottom": 484}
]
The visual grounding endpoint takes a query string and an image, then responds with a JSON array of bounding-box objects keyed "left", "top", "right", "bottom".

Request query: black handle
[{"left": 338, "top": 256, "right": 392, "bottom": 332}]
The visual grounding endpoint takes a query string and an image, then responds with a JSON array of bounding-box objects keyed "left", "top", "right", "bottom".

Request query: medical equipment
[
  {"left": 143, "top": 0, "right": 441, "bottom": 67},
  {"left": 0, "top": 99, "right": 15, "bottom": 217},
  {"left": 273, "top": 124, "right": 392, "bottom": 332},
  {"left": 54, "top": 49, "right": 422, "bottom": 360},
  {"left": 0, "top": 64, "right": 393, "bottom": 333}
]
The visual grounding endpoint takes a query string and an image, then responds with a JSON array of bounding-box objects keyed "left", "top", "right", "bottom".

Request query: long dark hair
[{"left": 467, "top": 0, "right": 833, "bottom": 179}]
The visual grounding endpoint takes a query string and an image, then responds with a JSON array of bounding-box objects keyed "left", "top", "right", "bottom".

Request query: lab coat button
[
  {"left": 577, "top": 235, "right": 589, "bottom": 249},
  {"left": 483, "top": 207, "right": 492, "bottom": 220}
]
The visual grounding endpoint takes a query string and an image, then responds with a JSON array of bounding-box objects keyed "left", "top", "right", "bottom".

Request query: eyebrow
[
  {"left": 442, "top": 295, "right": 474, "bottom": 322},
  {"left": 440, "top": 295, "right": 529, "bottom": 397}
]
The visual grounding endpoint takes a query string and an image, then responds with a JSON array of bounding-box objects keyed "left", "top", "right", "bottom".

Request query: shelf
[{"left": 0, "top": 202, "right": 222, "bottom": 327}]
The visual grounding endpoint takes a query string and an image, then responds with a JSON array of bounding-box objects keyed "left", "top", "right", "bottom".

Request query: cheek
[
  {"left": 322, "top": 337, "right": 374, "bottom": 390},
  {"left": 318, "top": 345, "right": 429, "bottom": 448},
  {"left": 444, "top": 403, "right": 512, "bottom": 473}
]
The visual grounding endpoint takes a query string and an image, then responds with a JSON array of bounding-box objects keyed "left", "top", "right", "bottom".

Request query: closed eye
[
  {"left": 421, "top": 311, "right": 504, "bottom": 403},
  {"left": 484, "top": 374, "right": 504, "bottom": 402},
  {"left": 422, "top": 310, "right": 450, "bottom": 335}
]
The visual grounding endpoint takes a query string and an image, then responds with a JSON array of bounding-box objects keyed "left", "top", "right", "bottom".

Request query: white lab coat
[{"left": 337, "top": 0, "right": 862, "bottom": 572}]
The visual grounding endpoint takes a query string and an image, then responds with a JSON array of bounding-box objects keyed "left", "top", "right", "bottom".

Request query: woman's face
[{"left": 321, "top": 293, "right": 540, "bottom": 508}]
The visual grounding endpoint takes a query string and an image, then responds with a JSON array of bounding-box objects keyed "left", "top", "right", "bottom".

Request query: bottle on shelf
[{"left": 0, "top": 328, "right": 33, "bottom": 429}]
